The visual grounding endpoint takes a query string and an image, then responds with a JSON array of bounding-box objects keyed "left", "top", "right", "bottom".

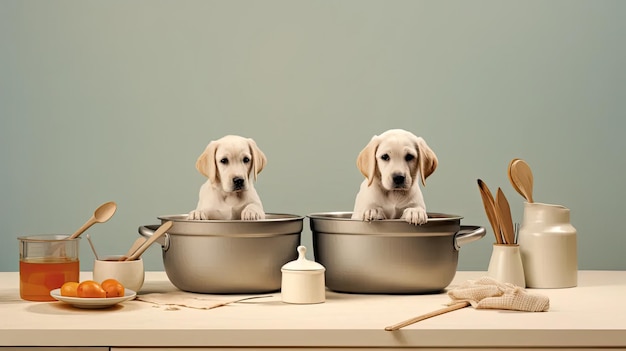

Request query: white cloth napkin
[{"left": 447, "top": 276, "right": 549, "bottom": 312}]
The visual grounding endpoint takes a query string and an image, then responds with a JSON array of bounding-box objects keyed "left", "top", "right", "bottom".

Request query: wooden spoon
[
  {"left": 510, "top": 159, "right": 534, "bottom": 203},
  {"left": 495, "top": 188, "right": 516, "bottom": 245},
  {"left": 115, "top": 237, "right": 147, "bottom": 261},
  {"left": 67, "top": 201, "right": 117, "bottom": 240},
  {"left": 385, "top": 301, "right": 471, "bottom": 331},
  {"left": 477, "top": 179, "right": 503, "bottom": 244},
  {"left": 507, "top": 158, "right": 522, "bottom": 197},
  {"left": 125, "top": 221, "right": 173, "bottom": 261}
]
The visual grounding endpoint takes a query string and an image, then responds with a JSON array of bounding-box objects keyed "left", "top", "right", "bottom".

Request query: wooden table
[{"left": 1, "top": 271, "right": 625, "bottom": 350}]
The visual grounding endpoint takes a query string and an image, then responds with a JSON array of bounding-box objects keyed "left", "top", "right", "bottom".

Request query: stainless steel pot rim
[
  {"left": 158, "top": 213, "right": 305, "bottom": 223},
  {"left": 307, "top": 211, "right": 463, "bottom": 221}
]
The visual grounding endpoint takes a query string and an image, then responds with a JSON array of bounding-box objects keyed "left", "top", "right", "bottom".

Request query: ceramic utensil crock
[
  {"left": 487, "top": 244, "right": 526, "bottom": 287},
  {"left": 518, "top": 202, "right": 577, "bottom": 288},
  {"left": 93, "top": 256, "right": 145, "bottom": 292}
]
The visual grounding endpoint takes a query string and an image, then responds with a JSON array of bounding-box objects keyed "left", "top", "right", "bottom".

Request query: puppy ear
[
  {"left": 196, "top": 141, "right": 219, "bottom": 183},
  {"left": 415, "top": 137, "right": 438, "bottom": 186},
  {"left": 247, "top": 138, "right": 267, "bottom": 181},
  {"left": 356, "top": 135, "right": 380, "bottom": 187}
]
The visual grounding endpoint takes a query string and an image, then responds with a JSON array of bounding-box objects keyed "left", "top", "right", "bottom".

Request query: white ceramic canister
[
  {"left": 281, "top": 246, "right": 325, "bottom": 304},
  {"left": 487, "top": 244, "right": 526, "bottom": 287},
  {"left": 517, "top": 202, "right": 577, "bottom": 288}
]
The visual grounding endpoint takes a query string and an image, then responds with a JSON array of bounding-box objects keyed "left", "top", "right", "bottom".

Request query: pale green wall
[{"left": 1, "top": 0, "right": 624, "bottom": 273}]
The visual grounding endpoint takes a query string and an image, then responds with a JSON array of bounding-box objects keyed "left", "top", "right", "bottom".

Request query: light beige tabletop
[{"left": 1, "top": 271, "right": 625, "bottom": 349}]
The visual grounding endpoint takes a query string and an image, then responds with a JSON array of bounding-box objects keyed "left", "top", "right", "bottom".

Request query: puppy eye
[
  {"left": 381, "top": 154, "right": 390, "bottom": 161},
  {"left": 405, "top": 154, "right": 415, "bottom": 162},
  {"left": 220, "top": 158, "right": 228, "bottom": 164},
  {"left": 243, "top": 157, "right": 250, "bottom": 163}
]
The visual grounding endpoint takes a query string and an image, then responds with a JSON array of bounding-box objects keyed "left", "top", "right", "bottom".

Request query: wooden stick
[
  {"left": 384, "top": 301, "right": 471, "bottom": 331},
  {"left": 208, "top": 295, "right": 274, "bottom": 309}
]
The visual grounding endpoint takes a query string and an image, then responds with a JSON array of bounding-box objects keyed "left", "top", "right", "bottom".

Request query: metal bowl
[
  {"left": 308, "top": 212, "right": 485, "bottom": 294},
  {"left": 139, "top": 213, "right": 303, "bottom": 294}
]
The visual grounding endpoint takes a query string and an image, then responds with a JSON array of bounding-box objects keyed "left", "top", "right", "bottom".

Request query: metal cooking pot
[
  {"left": 308, "top": 212, "right": 485, "bottom": 294},
  {"left": 139, "top": 213, "right": 303, "bottom": 294}
]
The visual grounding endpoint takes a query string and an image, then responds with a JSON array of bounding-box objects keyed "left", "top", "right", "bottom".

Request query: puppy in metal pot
[
  {"left": 352, "top": 129, "right": 438, "bottom": 225},
  {"left": 188, "top": 135, "right": 267, "bottom": 220}
]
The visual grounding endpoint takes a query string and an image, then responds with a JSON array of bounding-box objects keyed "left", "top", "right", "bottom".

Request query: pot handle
[
  {"left": 453, "top": 225, "right": 486, "bottom": 250},
  {"left": 138, "top": 225, "right": 170, "bottom": 251}
]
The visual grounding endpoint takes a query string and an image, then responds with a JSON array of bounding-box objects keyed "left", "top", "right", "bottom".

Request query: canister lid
[{"left": 281, "top": 246, "right": 325, "bottom": 271}]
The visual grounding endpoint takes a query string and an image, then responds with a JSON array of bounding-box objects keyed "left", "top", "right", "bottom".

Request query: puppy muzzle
[
  {"left": 392, "top": 174, "right": 407, "bottom": 189},
  {"left": 232, "top": 177, "right": 246, "bottom": 191}
]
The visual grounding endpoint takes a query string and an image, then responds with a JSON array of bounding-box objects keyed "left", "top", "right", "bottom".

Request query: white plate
[{"left": 50, "top": 288, "right": 137, "bottom": 309}]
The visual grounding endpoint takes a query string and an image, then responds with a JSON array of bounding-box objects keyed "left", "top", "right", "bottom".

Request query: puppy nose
[
  {"left": 233, "top": 177, "right": 245, "bottom": 188},
  {"left": 393, "top": 175, "right": 405, "bottom": 186}
]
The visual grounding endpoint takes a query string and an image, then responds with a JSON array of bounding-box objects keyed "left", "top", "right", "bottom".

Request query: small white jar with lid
[{"left": 281, "top": 245, "right": 326, "bottom": 304}]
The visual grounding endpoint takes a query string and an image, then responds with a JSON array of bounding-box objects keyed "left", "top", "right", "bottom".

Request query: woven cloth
[
  {"left": 447, "top": 276, "right": 550, "bottom": 312},
  {"left": 136, "top": 291, "right": 273, "bottom": 310}
]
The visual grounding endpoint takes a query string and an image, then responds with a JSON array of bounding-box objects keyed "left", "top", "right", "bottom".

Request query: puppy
[
  {"left": 188, "top": 135, "right": 267, "bottom": 220},
  {"left": 351, "top": 129, "right": 438, "bottom": 225}
]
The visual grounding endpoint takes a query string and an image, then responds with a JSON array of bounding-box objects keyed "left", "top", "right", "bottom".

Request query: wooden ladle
[
  {"left": 125, "top": 221, "right": 173, "bottom": 261},
  {"left": 67, "top": 201, "right": 117, "bottom": 240},
  {"left": 509, "top": 159, "right": 534, "bottom": 203}
]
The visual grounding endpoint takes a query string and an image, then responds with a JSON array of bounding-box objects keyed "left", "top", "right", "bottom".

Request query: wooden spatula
[
  {"left": 496, "top": 188, "right": 516, "bottom": 245},
  {"left": 477, "top": 179, "right": 503, "bottom": 244}
]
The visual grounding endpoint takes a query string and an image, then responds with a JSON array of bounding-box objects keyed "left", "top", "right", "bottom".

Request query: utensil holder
[
  {"left": 93, "top": 256, "right": 145, "bottom": 292},
  {"left": 487, "top": 244, "right": 526, "bottom": 287},
  {"left": 517, "top": 202, "right": 577, "bottom": 288}
]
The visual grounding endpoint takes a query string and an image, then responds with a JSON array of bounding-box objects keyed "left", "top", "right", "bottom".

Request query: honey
[{"left": 19, "top": 257, "right": 79, "bottom": 301}]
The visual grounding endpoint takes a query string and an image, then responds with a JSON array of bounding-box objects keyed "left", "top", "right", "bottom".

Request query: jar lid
[{"left": 281, "top": 246, "right": 325, "bottom": 271}]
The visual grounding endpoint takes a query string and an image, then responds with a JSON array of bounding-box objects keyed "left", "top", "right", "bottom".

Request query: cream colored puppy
[
  {"left": 188, "top": 135, "right": 267, "bottom": 220},
  {"left": 352, "top": 129, "right": 438, "bottom": 225}
]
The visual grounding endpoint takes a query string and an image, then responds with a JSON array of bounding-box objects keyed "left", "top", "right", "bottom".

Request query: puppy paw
[
  {"left": 362, "top": 208, "right": 386, "bottom": 222},
  {"left": 402, "top": 207, "right": 428, "bottom": 225},
  {"left": 188, "top": 210, "right": 207, "bottom": 220},
  {"left": 241, "top": 207, "right": 265, "bottom": 220}
]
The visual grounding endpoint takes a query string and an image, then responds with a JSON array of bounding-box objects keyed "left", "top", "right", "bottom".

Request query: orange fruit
[
  {"left": 77, "top": 280, "right": 106, "bottom": 298},
  {"left": 101, "top": 278, "right": 125, "bottom": 298},
  {"left": 60, "top": 281, "right": 79, "bottom": 297}
]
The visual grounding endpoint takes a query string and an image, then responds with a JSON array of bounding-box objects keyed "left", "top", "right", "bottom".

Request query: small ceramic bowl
[{"left": 93, "top": 256, "right": 145, "bottom": 292}]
